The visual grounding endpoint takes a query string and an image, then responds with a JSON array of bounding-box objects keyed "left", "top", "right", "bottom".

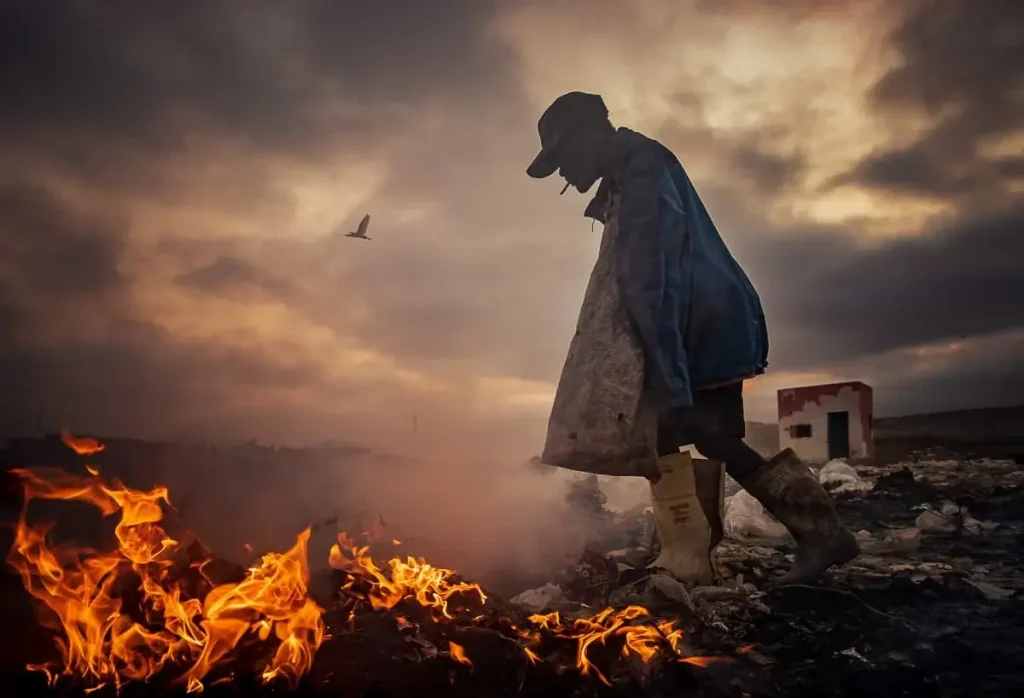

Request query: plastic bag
[
  {"left": 818, "top": 459, "right": 872, "bottom": 494},
  {"left": 541, "top": 198, "right": 658, "bottom": 478},
  {"left": 510, "top": 583, "right": 566, "bottom": 612},
  {"left": 723, "top": 490, "right": 789, "bottom": 539}
]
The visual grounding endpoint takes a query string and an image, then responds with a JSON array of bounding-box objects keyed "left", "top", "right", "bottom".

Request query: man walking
[{"left": 527, "top": 92, "right": 859, "bottom": 584}]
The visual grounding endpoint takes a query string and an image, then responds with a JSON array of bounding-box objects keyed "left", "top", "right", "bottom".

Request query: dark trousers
[{"left": 656, "top": 382, "right": 767, "bottom": 481}]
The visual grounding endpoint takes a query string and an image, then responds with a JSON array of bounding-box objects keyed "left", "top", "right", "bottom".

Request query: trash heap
[
  {"left": 0, "top": 463, "right": 738, "bottom": 698},
  {"left": 3, "top": 445, "right": 1024, "bottom": 697},
  {"left": 512, "top": 456, "right": 1024, "bottom": 696}
]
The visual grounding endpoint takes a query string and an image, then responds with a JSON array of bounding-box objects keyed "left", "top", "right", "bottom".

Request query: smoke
[
  {"left": 327, "top": 453, "right": 589, "bottom": 588},
  {"left": 1, "top": 431, "right": 658, "bottom": 596}
]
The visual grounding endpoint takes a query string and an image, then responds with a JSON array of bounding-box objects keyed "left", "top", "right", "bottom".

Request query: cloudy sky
[{"left": 1, "top": 0, "right": 1021, "bottom": 458}]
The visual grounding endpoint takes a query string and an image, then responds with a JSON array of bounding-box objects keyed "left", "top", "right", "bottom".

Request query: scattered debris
[
  {"left": 723, "top": 490, "right": 789, "bottom": 539},
  {"left": 510, "top": 583, "right": 565, "bottom": 612},
  {"left": 859, "top": 527, "right": 922, "bottom": 554},
  {"left": 965, "top": 579, "right": 1016, "bottom": 601},
  {"left": 557, "top": 548, "right": 620, "bottom": 606},
  {"left": 819, "top": 458, "right": 873, "bottom": 495},
  {"left": 3, "top": 439, "right": 1024, "bottom": 697},
  {"left": 883, "top": 526, "right": 922, "bottom": 552},
  {"left": 872, "top": 466, "right": 934, "bottom": 495},
  {"left": 648, "top": 573, "right": 694, "bottom": 609},
  {"left": 915, "top": 508, "right": 955, "bottom": 532},
  {"left": 839, "top": 647, "right": 872, "bottom": 665},
  {"left": 915, "top": 500, "right": 986, "bottom": 534}
]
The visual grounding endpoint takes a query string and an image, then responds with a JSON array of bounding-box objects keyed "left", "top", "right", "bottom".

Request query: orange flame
[
  {"left": 59, "top": 429, "right": 106, "bottom": 457},
  {"left": 10, "top": 435, "right": 733, "bottom": 690},
  {"left": 328, "top": 533, "right": 486, "bottom": 620},
  {"left": 519, "top": 605, "right": 713, "bottom": 686},
  {"left": 680, "top": 655, "right": 733, "bottom": 668},
  {"left": 448, "top": 641, "right": 471, "bottom": 666},
  {"left": 7, "top": 465, "right": 324, "bottom": 693}
]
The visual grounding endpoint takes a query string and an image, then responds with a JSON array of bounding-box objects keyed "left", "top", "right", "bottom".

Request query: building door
[{"left": 827, "top": 411, "right": 850, "bottom": 460}]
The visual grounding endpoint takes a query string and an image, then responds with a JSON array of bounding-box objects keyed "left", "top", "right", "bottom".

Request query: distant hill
[
  {"left": 870, "top": 406, "right": 1024, "bottom": 463},
  {"left": 741, "top": 407, "right": 1024, "bottom": 463},
  {"left": 874, "top": 406, "right": 1024, "bottom": 441}
]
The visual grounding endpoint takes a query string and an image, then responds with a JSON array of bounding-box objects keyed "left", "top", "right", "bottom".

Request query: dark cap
[{"left": 526, "top": 92, "right": 609, "bottom": 179}]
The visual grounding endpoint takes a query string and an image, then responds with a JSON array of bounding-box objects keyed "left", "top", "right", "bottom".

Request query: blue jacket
[{"left": 584, "top": 128, "right": 769, "bottom": 409}]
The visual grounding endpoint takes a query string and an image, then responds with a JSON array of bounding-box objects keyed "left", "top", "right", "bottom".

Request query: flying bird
[{"left": 345, "top": 214, "right": 372, "bottom": 240}]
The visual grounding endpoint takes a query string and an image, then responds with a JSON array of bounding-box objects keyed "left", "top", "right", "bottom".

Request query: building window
[{"left": 790, "top": 424, "right": 812, "bottom": 439}]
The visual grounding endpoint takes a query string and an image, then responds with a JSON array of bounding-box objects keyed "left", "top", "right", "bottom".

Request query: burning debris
[
  {"left": 3, "top": 433, "right": 1024, "bottom": 697},
  {"left": 57, "top": 429, "right": 105, "bottom": 457},
  {"left": 6, "top": 464, "right": 325, "bottom": 693},
  {"left": 2, "top": 433, "right": 730, "bottom": 697}
]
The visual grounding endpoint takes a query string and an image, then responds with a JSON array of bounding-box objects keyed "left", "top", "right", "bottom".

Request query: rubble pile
[
  {"left": 0, "top": 457, "right": 732, "bottom": 698},
  {"left": 515, "top": 457, "right": 1024, "bottom": 696},
  {"left": 3, "top": 437, "right": 1024, "bottom": 697}
]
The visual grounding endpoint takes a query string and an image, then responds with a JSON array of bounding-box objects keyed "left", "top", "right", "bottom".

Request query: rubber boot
[
  {"left": 647, "top": 452, "right": 714, "bottom": 584},
  {"left": 737, "top": 448, "right": 860, "bottom": 584},
  {"left": 693, "top": 458, "right": 726, "bottom": 582},
  {"left": 692, "top": 458, "right": 725, "bottom": 551}
]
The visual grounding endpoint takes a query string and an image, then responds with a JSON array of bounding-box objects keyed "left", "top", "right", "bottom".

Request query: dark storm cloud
[
  {"left": 867, "top": 330, "right": 1024, "bottom": 416},
  {"left": 0, "top": 179, "right": 327, "bottom": 438},
  {"left": 0, "top": 0, "right": 510, "bottom": 175},
  {"left": 637, "top": 0, "right": 1024, "bottom": 412},
  {"left": 0, "top": 194, "right": 354, "bottom": 441},
  {"left": 769, "top": 0, "right": 1024, "bottom": 411},
  {"left": 254, "top": 95, "right": 596, "bottom": 382},
  {"left": 834, "top": 119, "right": 1023, "bottom": 201},
  {"left": 837, "top": 148, "right": 960, "bottom": 197},
  {"left": 728, "top": 143, "right": 807, "bottom": 196},
  {"left": 1, "top": 0, "right": 1020, "bottom": 442},
  {"left": 693, "top": 0, "right": 873, "bottom": 16},
  {"left": 754, "top": 203, "right": 1024, "bottom": 370},
  {"left": 175, "top": 256, "right": 296, "bottom": 301},
  {"left": 0, "top": 179, "right": 131, "bottom": 366},
  {"left": 0, "top": 0, "right": 524, "bottom": 440},
  {"left": 831, "top": 0, "right": 1023, "bottom": 199},
  {"left": 652, "top": 92, "right": 812, "bottom": 199},
  {"left": 0, "top": 321, "right": 338, "bottom": 441},
  {"left": 0, "top": 180, "right": 126, "bottom": 303},
  {"left": 667, "top": 164, "right": 1023, "bottom": 412}
]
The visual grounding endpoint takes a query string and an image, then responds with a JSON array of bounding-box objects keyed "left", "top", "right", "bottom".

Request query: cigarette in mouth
[{"left": 560, "top": 182, "right": 571, "bottom": 195}]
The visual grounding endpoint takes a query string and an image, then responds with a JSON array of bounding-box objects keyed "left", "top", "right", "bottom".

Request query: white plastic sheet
[
  {"left": 723, "top": 490, "right": 789, "bottom": 539},
  {"left": 819, "top": 459, "right": 872, "bottom": 494},
  {"left": 915, "top": 500, "right": 985, "bottom": 534},
  {"left": 510, "top": 583, "right": 566, "bottom": 612}
]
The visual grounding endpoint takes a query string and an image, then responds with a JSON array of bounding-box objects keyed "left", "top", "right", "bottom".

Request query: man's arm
[{"left": 615, "top": 146, "right": 692, "bottom": 409}]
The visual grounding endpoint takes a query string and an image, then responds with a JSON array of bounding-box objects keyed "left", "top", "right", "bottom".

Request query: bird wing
[{"left": 357, "top": 214, "right": 370, "bottom": 236}]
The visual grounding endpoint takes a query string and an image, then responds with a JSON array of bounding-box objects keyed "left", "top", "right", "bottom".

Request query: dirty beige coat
[{"left": 541, "top": 195, "right": 659, "bottom": 478}]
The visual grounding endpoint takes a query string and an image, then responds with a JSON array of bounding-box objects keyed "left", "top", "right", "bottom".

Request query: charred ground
[{"left": 1, "top": 435, "right": 1023, "bottom": 697}]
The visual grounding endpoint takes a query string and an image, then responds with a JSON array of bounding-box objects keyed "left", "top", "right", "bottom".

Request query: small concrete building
[{"left": 778, "top": 381, "right": 874, "bottom": 463}]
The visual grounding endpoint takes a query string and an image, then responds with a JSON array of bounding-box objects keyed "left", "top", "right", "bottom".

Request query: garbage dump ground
[{"left": 2, "top": 440, "right": 1023, "bottom": 698}]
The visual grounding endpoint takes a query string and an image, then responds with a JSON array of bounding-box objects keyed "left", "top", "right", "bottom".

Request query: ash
[{"left": 2, "top": 442, "right": 1024, "bottom": 698}]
